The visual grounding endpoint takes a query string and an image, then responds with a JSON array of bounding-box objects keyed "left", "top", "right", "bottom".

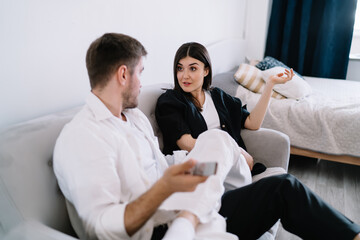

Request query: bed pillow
[
  {"left": 234, "top": 64, "right": 286, "bottom": 99},
  {"left": 256, "top": 56, "right": 304, "bottom": 79},
  {"left": 262, "top": 66, "right": 312, "bottom": 99}
]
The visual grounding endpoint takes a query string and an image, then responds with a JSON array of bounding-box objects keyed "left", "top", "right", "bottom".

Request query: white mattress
[{"left": 234, "top": 77, "right": 360, "bottom": 157}]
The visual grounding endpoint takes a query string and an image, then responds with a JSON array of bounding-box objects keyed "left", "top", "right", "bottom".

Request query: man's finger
[{"left": 172, "top": 159, "right": 197, "bottom": 174}]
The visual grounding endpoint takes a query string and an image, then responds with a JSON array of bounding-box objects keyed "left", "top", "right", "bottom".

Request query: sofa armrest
[
  {"left": 241, "top": 128, "right": 290, "bottom": 171},
  {"left": 3, "top": 221, "right": 78, "bottom": 240}
]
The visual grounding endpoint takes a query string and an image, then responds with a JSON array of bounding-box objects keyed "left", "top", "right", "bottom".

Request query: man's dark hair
[{"left": 86, "top": 33, "right": 147, "bottom": 90}]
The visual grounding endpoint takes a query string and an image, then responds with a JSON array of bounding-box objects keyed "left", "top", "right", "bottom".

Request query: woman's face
[{"left": 176, "top": 56, "right": 209, "bottom": 96}]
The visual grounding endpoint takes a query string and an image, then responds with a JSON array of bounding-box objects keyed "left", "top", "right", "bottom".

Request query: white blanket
[{"left": 235, "top": 77, "right": 360, "bottom": 157}]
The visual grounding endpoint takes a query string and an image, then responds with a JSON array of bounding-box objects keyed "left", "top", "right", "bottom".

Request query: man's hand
[
  {"left": 160, "top": 159, "right": 208, "bottom": 194},
  {"left": 124, "top": 159, "right": 207, "bottom": 236}
]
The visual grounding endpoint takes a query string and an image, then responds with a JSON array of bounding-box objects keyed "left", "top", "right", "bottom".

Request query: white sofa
[{"left": 0, "top": 83, "right": 290, "bottom": 240}]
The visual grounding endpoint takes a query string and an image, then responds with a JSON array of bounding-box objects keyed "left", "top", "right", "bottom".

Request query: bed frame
[
  {"left": 207, "top": 39, "right": 360, "bottom": 167},
  {"left": 290, "top": 147, "right": 360, "bottom": 166}
]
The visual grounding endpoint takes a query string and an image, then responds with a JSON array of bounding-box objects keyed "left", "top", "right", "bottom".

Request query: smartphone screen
[{"left": 191, "top": 162, "right": 218, "bottom": 176}]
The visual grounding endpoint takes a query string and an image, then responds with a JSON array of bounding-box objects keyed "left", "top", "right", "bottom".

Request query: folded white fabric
[
  {"left": 159, "top": 129, "right": 251, "bottom": 223},
  {"left": 159, "top": 129, "right": 251, "bottom": 240},
  {"left": 262, "top": 66, "right": 312, "bottom": 99}
]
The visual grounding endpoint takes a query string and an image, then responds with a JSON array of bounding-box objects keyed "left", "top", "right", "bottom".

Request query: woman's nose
[{"left": 183, "top": 69, "right": 189, "bottom": 79}]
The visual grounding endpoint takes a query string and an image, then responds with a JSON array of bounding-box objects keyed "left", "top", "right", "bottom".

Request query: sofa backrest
[
  {"left": 0, "top": 108, "right": 80, "bottom": 237},
  {"left": 0, "top": 84, "right": 170, "bottom": 237}
]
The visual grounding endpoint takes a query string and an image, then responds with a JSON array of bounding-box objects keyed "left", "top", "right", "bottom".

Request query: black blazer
[{"left": 155, "top": 87, "right": 250, "bottom": 155}]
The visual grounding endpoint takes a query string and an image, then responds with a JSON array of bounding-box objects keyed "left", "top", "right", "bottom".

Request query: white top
[{"left": 201, "top": 91, "right": 221, "bottom": 130}]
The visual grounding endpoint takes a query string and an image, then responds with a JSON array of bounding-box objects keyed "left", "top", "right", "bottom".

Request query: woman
[
  {"left": 155, "top": 42, "right": 360, "bottom": 240},
  {"left": 156, "top": 42, "right": 293, "bottom": 173}
]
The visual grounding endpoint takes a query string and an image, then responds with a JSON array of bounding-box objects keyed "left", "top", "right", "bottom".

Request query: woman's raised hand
[{"left": 268, "top": 68, "right": 294, "bottom": 85}]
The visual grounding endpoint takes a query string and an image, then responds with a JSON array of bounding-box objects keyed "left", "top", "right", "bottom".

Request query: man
[{"left": 54, "top": 33, "right": 360, "bottom": 240}]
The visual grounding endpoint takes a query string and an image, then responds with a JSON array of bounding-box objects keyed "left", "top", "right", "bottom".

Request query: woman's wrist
[{"left": 266, "top": 77, "right": 276, "bottom": 88}]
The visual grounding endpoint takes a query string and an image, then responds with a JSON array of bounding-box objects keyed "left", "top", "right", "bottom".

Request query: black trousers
[
  {"left": 219, "top": 174, "right": 360, "bottom": 240},
  {"left": 152, "top": 174, "right": 360, "bottom": 240}
]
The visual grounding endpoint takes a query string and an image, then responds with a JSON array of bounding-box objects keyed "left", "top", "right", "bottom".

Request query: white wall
[
  {"left": 347, "top": 33, "right": 360, "bottom": 81},
  {"left": 243, "top": 0, "right": 272, "bottom": 60},
  {"left": 346, "top": 59, "right": 360, "bottom": 81},
  {"left": 0, "top": 0, "right": 254, "bottom": 130}
]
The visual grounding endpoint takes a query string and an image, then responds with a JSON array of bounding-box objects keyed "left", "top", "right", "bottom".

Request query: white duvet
[{"left": 235, "top": 76, "right": 360, "bottom": 157}]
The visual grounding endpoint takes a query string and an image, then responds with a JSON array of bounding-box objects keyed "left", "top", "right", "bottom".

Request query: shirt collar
[{"left": 86, "top": 92, "right": 115, "bottom": 122}]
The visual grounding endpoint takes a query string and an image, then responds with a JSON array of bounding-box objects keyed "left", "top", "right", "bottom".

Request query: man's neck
[{"left": 92, "top": 89, "right": 124, "bottom": 119}]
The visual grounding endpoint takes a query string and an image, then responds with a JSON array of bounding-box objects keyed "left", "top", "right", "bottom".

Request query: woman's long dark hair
[{"left": 173, "top": 42, "right": 213, "bottom": 111}]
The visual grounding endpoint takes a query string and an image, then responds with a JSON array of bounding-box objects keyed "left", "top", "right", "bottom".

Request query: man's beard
[{"left": 122, "top": 89, "right": 139, "bottom": 109}]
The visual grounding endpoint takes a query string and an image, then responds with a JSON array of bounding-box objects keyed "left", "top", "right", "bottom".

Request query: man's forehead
[{"left": 137, "top": 56, "right": 145, "bottom": 69}]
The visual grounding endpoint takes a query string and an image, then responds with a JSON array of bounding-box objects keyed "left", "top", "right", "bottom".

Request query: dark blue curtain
[{"left": 265, "top": 0, "right": 357, "bottom": 79}]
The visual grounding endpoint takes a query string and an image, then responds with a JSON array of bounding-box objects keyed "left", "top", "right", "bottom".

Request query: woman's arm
[
  {"left": 177, "top": 134, "right": 197, "bottom": 152},
  {"left": 244, "top": 68, "right": 294, "bottom": 130}
]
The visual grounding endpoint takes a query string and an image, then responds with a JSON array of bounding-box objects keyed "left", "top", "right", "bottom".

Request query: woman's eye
[
  {"left": 177, "top": 66, "right": 183, "bottom": 71},
  {"left": 191, "top": 67, "right": 196, "bottom": 71}
]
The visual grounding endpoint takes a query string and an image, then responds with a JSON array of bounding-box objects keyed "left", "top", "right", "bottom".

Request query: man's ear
[{"left": 116, "top": 65, "right": 128, "bottom": 86}]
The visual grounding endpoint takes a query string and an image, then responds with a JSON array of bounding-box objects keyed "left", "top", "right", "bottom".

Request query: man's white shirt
[{"left": 53, "top": 92, "right": 249, "bottom": 240}]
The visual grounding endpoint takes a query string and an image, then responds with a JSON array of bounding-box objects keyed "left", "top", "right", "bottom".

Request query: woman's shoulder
[
  {"left": 210, "top": 87, "right": 232, "bottom": 99},
  {"left": 158, "top": 89, "right": 186, "bottom": 103},
  {"left": 210, "top": 87, "right": 242, "bottom": 104}
]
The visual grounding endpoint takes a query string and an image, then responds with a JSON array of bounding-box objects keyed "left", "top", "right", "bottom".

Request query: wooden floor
[{"left": 276, "top": 155, "right": 360, "bottom": 240}]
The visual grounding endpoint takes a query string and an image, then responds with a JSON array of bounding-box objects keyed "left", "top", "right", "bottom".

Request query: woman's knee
[{"left": 198, "top": 129, "right": 235, "bottom": 145}]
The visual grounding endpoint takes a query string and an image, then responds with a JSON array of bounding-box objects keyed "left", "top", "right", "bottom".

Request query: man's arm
[{"left": 124, "top": 159, "right": 207, "bottom": 236}]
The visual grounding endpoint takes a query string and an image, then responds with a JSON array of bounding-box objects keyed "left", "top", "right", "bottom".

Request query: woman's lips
[{"left": 183, "top": 82, "right": 191, "bottom": 87}]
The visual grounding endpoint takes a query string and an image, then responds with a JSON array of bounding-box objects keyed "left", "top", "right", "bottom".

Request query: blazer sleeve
[
  {"left": 213, "top": 87, "right": 250, "bottom": 129},
  {"left": 155, "top": 91, "right": 192, "bottom": 154}
]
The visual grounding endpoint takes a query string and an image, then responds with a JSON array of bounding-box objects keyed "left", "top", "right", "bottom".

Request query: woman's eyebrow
[
  {"left": 189, "top": 63, "right": 199, "bottom": 66},
  {"left": 177, "top": 62, "right": 199, "bottom": 66}
]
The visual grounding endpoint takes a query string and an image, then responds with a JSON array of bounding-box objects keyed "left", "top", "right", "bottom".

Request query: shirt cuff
[
  {"left": 95, "top": 203, "right": 130, "bottom": 239},
  {"left": 163, "top": 217, "right": 195, "bottom": 240}
]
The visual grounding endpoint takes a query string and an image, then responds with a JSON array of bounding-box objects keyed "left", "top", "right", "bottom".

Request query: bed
[{"left": 207, "top": 39, "right": 360, "bottom": 166}]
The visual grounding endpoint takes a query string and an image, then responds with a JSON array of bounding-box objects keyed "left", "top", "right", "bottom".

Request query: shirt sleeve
[
  {"left": 54, "top": 126, "right": 131, "bottom": 239},
  {"left": 155, "top": 91, "right": 192, "bottom": 154}
]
